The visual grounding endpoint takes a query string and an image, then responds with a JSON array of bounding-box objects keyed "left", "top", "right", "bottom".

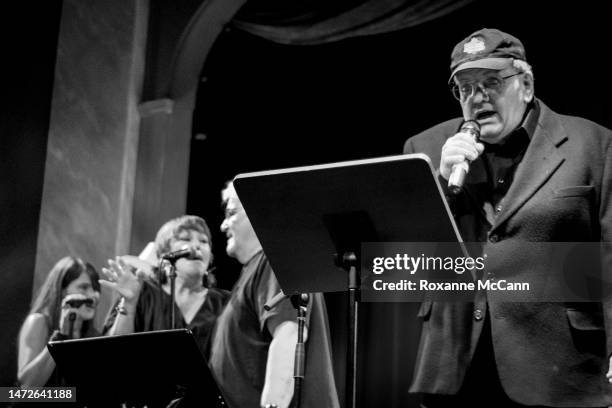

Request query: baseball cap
[{"left": 449, "top": 28, "right": 527, "bottom": 82}]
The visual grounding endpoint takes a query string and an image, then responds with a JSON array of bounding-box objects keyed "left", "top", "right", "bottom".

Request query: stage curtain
[{"left": 232, "top": 0, "right": 475, "bottom": 45}]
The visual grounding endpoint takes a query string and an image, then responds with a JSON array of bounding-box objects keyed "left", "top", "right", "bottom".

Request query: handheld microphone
[
  {"left": 448, "top": 120, "right": 481, "bottom": 194},
  {"left": 65, "top": 298, "right": 95, "bottom": 308},
  {"left": 161, "top": 246, "right": 197, "bottom": 263}
]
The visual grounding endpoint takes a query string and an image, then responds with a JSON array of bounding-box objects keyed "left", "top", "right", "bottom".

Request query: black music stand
[
  {"left": 233, "top": 153, "right": 463, "bottom": 408},
  {"left": 48, "top": 329, "right": 226, "bottom": 408}
]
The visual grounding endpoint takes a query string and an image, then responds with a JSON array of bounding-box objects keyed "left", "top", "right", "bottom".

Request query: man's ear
[{"left": 522, "top": 73, "right": 535, "bottom": 103}]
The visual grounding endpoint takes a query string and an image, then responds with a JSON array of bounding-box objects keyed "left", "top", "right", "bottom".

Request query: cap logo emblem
[{"left": 463, "top": 37, "right": 485, "bottom": 54}]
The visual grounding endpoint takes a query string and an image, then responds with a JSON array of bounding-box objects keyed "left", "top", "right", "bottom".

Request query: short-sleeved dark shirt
[
  {"left": 209, "top": 250, "right": 340, "bottom": 408},
  {"left": 209, "top": 251, "right": 296, "bottom": 407}
]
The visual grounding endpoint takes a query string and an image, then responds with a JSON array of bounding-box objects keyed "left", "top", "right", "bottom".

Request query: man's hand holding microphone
[{"left": 440, "top": 120, "right": 485, "bottom": 194}]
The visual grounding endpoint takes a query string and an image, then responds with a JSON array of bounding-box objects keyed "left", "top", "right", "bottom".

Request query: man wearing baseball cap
[{"left": 404, "top": 28, "right": 612, "bottom": 406}]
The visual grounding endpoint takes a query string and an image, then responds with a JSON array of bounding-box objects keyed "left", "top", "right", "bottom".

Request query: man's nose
[
  {"left": 471, "top": 84, "right": 490, "bottom": 102},
  {"left": 220, "top": 219, "right": 228, "bottom": 232}
]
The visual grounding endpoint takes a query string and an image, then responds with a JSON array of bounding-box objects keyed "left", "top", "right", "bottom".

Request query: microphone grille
[{"left": 460, "top": 120, "right": 481, "bottom": 138}]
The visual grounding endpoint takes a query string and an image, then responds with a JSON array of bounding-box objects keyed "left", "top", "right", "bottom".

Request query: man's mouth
[{"left": 475, "top": 110, "right": 497, "bottom": 121}]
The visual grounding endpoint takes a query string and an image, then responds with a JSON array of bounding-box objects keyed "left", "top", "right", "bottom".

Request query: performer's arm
[
  {"left": 106, "top": 297, "right": 137, "bottom": 336},
  {"left": 100, "top": 257, "right": 145, "bottom": 336},
  {"left": 18, "top": 314, "right": 55, "bottom": 386},
  {"left": 260, "top": 320, "right": 307, "bottom": 408}
]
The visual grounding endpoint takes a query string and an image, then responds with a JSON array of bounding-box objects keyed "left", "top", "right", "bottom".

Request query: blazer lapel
[{"left": 491, "top": 103, "right": 568, "bottom": 231}]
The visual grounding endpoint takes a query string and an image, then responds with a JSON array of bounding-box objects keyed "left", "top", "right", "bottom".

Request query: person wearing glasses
[
  {"left": 209, "top": 182, "right": 339, "bottom": 408},
  {"left": 404, "top": 28, "right": 612, "bottom": 406}
]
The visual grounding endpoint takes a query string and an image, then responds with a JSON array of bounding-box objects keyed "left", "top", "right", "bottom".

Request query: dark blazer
[{"left": 403, "top": 99, "right": 612, "bottom": 406}]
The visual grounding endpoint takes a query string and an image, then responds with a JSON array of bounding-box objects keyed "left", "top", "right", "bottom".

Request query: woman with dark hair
[
  {"left": 17, "top": 256, "right": 100, "bottom": 387},
  {"left": 102, "top": 215, "right": 229, "bottom": 358}
]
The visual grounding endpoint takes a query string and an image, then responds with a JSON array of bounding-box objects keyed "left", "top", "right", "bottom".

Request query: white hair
[
  {"left": 221, "top": 181, "right": 237, "bottom": 206},
  {"left": 513, "top": 59, "right": 533, "bottom": 78}
]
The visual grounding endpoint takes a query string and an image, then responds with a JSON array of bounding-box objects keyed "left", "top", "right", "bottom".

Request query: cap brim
[{"left": 448, "top": 57, "right": 513, "bottom": 83}]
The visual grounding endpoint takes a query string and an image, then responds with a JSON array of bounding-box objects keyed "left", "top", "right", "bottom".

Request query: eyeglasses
[{"left": 450, "top": 72, "right": 522, "bottom": 102}]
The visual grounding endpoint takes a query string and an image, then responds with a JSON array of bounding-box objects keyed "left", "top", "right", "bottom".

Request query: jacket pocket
[
  {"left": 553, "top": 185, "right": 593, "bottom": 198},
  {"left": 566, "top": 308, "right": 604, "bottom": 330}
]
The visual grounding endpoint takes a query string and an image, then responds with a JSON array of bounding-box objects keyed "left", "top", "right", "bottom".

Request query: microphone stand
[
  {"left": 169, "top": 263, "right": 177, "bottom": 329},
  {"left": 290, "top": 293, "right": 309, "bottom": 408},
  {"left": 335, "top": 252, "right": 359, "bottom": 408},
  {"left": 264, "top": 292, "right": 310, "bottom": 408},
  {"left": 159, "top": 260, "right": 177, "bottom": 329}
]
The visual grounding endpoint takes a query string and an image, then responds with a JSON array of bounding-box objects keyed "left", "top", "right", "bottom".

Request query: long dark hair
[{"left": 28, "top": 256, "right": 100, "bottom": 335}]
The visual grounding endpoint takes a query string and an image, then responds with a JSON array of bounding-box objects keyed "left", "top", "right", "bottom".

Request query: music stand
[
  {"left": 233, "top": 153, "right": 463, "bottom": 408},
  {"left": 48, "top": 329, "right": 226, "bottom": 407}
]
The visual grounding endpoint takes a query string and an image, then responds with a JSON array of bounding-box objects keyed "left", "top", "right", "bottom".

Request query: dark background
[
  {"left": 188, "top": 0, "right": 612, "bottom": 289},
  {"left": 0, "top": 0, "right": 62, "bottom": 388},
  {"left": 186, "top": 1, "right": 612, "bottom": 405},
  {"left": 1, "top": 0, "right": 611, "bottom": 404}
]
